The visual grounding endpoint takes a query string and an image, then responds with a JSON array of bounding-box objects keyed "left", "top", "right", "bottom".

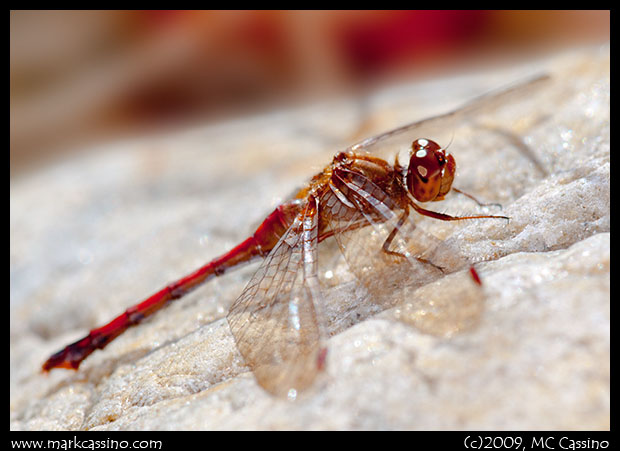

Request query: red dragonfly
[{"left": 42, "top": 75, "right": 548, "bottom": 397}]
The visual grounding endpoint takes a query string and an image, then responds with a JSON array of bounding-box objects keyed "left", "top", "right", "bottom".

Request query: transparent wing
[
  {"left": 227, "top": 198, "right": 324, "bottom": 398},
  {"left": 348, "top": 74, "right": 550, "bottom": 160},
  {"left": 324, "top": 169, "right": 484, "bottom": 335}
]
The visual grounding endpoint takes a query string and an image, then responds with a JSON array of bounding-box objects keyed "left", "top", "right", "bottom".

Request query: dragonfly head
[{"left": 406, "top": 138, "right": 456, "bottom": 202}]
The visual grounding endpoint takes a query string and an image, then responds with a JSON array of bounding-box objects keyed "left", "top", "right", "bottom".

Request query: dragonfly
[{"left": 42, "top": 74, "right": 549, "bottom": 397}]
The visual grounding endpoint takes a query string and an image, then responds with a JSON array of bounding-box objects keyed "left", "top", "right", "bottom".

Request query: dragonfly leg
[
  {"left": 408, "top": 197, "right": 510, "bottom": 223},
  {"left": 452, "top": 187, "right": 502, "bottom": 209},
  {"left": 381, "top": 210, "right": 409, "bottom": 261},
  {"left": 381, "top": 209, "right": 445, "bottom": 272}
]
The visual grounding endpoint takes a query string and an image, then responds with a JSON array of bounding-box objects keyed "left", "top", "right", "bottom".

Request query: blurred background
[{"left": 10, "top": 10, "right": 609, "bottom": 176}]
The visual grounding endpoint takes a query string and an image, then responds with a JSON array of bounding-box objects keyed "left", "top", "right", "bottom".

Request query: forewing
[
  {"left": 227, "top": 199, "right": 324, "bottom": 398},
  {"left": 347, "top": 74, "right": 550, "bottom": 160}
]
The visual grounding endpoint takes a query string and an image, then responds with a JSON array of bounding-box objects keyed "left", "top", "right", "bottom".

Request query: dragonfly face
[{"left": 406, "top": 138, "right": 456, "bottom": 202}]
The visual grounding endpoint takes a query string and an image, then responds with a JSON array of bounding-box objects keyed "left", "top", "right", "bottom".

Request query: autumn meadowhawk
[{"left": 42, "top": 74, "right": 549, "bottom": 397}]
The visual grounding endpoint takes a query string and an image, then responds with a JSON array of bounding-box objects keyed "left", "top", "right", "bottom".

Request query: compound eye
[
  {"left": 407, "top": 139, "right": 447, "bottom": 202},
  {"left": 411, "top": 139, "right": 444, "bottom": 179}
]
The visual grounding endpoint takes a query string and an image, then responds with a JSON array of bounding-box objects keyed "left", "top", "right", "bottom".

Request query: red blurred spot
[
  {"left": 469, "top": 266, "right": 482, "bottom": 286},
  {"left": 338, "top": 10, "right": 489, "bottom": 74},
  {"left": 317, "top": 347, "right": 328, "bottom": 371}
]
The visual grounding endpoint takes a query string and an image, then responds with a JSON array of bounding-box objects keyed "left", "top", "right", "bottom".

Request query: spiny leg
[
  {"left": 381, "top": 209, "right": 445, "bottom": 272},
  {"left": 408, "top": 197, "right": 510, "bottom": 223},
  {"left": 381, "top": 210, "right": 409, "bottom": 260},
  {"left": 452, "top": 187, "right": 502, "bottom": 209}
]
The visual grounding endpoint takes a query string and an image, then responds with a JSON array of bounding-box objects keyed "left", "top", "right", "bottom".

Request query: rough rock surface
[{"left": 11, "top": 45, "right": 609, "bottom": 430}]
